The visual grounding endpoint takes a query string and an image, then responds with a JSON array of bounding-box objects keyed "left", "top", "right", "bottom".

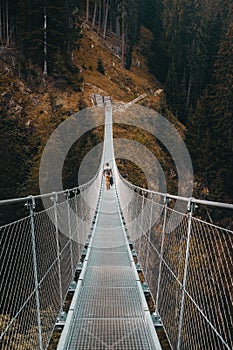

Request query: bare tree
[
  {"left": 6, "top": 0, "right": 9, "bottom": 45},
  {"left": 103, "top": 0, "right": 109, "bottom": 38},
  {"left": 121, "top": 0, "right": 125, "bottom": 65},
  {"left": 0, "top": 0, "right": 10, "bottom": 45},
  {"left": 92, "top": 0, "right": 97, "bottom": 30},
  {"left": 43, "top": 7, "right": 47, "bottom": 77},
  {"left": 0, "top": 1, "right": 2, "bottom": 42},
  {"left": 97, "top": 0, "right": 102, "bottom": 34},
  {"left": 86, "top": 0, "right": 89, "bottom": 22}
]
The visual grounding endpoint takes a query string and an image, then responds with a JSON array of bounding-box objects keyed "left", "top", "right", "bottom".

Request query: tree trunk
[
  {"left": 103, "top": 0, "right": 109, "bottom": 39},
  {"left": 6, "top": 0, "right": 9, "bottom": 45},
  {"left": 116, "top": 16, "right": 120, "bottom": 43},
  {"left": 0, "top": 1, "right": 2, "bottom": 42},
  {"left": 43, "top": 7, "right": 47, "bottom": 77},
  {"left": 86, "top": 0, "right": 89, "bottom": 22},
  {"left": 92, "top": 0, "right": 97, "bottom": 30},
  {"left": 121, "top": 1, "right": 125, "bottom": 65},
  {"left": 98, "top": 0, "right": 102, "bottom": 34},
  {"left": 187, "top": 71, "right": 192, "bottom": 107},
  {"left": 109, "top": 1, "right": 113, "bottom": 32},
  {"left": 2, "top": 0, "right": 5, "bottom": 41}
]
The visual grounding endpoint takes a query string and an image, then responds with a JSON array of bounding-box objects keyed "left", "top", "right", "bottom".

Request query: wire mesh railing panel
[
  {"left": 69, "top": 196, "right": 88, "bottom": 260},
  {"left": 39, "top": 266, "right": 61, "bottom": 349},
  {"left": 181, "top": 292, "right": 230, "bottom": 350},
  {"left": 0, "top": 217, "right": 39, "bottom": 349},
  {"left": 179, "top": 218, "right": 233, "bottom": 350},
  {"left": 0, "top": 291, "right": 39, "bottom": 350},
  {"left": 0, "top": 169, "right": 102, "bottom": 349},
  {"left": 145, "top": 240, "right": 160, "bottom": 301},
  {"left": 138, "top": 233, "right": 149, "bottom": 272},
  {"left": 34, "top": 208, "right": 58, "bottom": 283},
  {"left": 115, "top": 177, "right": 133, "bottom": 224},
  {"left": 0, "top": 217, "right": 34, "bottom": 311},
  {"left": 60, "top": 241, "right": 73, "bottom": 298},
  {"left": 162, "top": 209, "right": 189, "bottom": 283},
  {"left": 32, "top": 208, "right": 63, "bottom": 348},
  {"left": 157, "top": 265, "right": 183, "bottom": 347},
  {"left": 117, "top": 175, "right": 233, "bottom": 350}
]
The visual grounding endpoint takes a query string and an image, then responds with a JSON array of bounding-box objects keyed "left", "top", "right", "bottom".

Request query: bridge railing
[
  {"left": 116, "top": 171, "right": 233, "bottom": 350},
  {"left": 0, "top": 170, "right": 102, "bottom": 350}
]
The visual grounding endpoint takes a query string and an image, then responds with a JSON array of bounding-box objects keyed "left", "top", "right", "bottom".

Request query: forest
[{"left": 0, "top": 0, "right": 232, "bottom": 204}]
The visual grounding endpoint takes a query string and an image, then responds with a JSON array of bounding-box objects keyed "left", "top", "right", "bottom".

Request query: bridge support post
[
  {"left": 139, "top": 193, "right": 145, "bottom": 260},
  {"left": 155, "top": 196, "right": 169, "bottom": 311},
  {"left": 177, "top": 199, "right": 194, "bottom": 350},
  {"left": 74, "top": 188, "right": 79, "bottom": 236},
  {"left": 145, "top": 193, "right": 154, "bottom": 280},
  {"left": 51, "top": 192, "right": 63, "bottom": 309},
  {"left": 27, "top": 196, "right": 43, "bottom": 350},
  {"left": 66, "top": 190, "right": 74, "bottom": 277}
]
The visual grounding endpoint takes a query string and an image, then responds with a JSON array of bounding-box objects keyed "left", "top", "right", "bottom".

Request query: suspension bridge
[{"left": 0, "top": 99, "right": 232, "bottom": 350}]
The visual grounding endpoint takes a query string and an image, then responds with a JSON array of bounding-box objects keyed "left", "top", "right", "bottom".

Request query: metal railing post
[
  {"left": 27, "top": 196, "right": 43, "bottom": 350},
  {"left": 139, "top": 193, "right": 145, "bottom": 260},
  {"left": 74, "top": 189, "right": 81, "bottom": 258},
  {"left": 66, "top": 190, "right": 74, "bottom": 276},
  {"left": 74, "top": 189, "right": 79, "bottom": 226},
  {"left": 145, "top": 193, "right": 154, "bottom": 280},
  {"left": 51, "top": 192, "right": 63, "bottom": 308},
  {"left": 155, "top": 196, "right": 169, "bottom": 311},
  {"left": 177, "top": 199, "right": 194, "bottom": 350}
]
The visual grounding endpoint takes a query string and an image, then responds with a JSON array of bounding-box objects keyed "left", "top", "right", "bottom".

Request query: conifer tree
[
  {"left": 209, "top": 22, "right": 233, "bottom": 199},
  {"left": 17, "top": 0, "right": 43, "bottom": 65},
  {"left": 186, "top": 91, "right": 215, "bottom": 186},
  {"left": 119, "top": 0, "right": 139, "bottom": 69},
  {"left": 162, "top": 0, "right": 209, "bottom": 120},
  {"left": 186, "top": 17, "right": 233, "bottom": 201}
]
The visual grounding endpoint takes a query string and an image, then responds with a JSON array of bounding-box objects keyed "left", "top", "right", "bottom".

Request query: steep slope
[
  {"left": 74, "top": 24, "right": 160, "bottom": 102},
  {"left": 0, "top": 23, "right": 184, "bottom": 206}
]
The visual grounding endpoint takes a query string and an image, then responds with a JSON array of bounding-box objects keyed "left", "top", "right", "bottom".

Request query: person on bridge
[{"left": 103, "top": 163, "right": 112, "bottom": 190}]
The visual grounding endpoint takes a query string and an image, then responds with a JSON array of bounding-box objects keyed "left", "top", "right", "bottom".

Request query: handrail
[
  {"left": 0, "top": 165, "right": 102, "bottom": 207},
  {"left": 1, "top": 165, "right": 232, "bottom": 210},
  {"left": 116, "top": 168, "right": 233, "bottom": 210}
]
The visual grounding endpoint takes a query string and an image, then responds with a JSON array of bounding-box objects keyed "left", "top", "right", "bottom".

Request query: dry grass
[{"left": 74, "top": 24, "right": 160, "bottom": 103}]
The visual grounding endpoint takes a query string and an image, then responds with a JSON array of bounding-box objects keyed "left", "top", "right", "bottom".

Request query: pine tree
[
  {"left": 15, "top": 0, "right": 81, "bottom": 81},
  {"left": 186, "top": 91, "right": 215, "bottom": 186},
  {"left": 165, "top": 59, "right": 187, "bottom": 121},
  {"left": 143, "top": 0, "right": 167, "bottom": 82},
  {"left": 140, "top": 0, "right": 163, "bottom": 40},
  {"left": 209, "top": 22, "right": 233, "bottom": 199},
  {"left": 122, "top": 0, "right": 140, "bottom": 69},
  {"left": 186, "top": 17, "right": 233, "bottom": 202},
  {"left": 162, "top": 0, "right": 210, "bottom": 120},
  {"left": 17, "top": 0, "right": 44, "bottom": 66}
]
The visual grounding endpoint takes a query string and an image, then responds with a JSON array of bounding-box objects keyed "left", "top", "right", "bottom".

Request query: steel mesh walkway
[
  {"left": 57, "top": 185, "right": 161, "bottom": 349},
  {"left": 57, "top": 101, "right": 161, "bottom": 349}
]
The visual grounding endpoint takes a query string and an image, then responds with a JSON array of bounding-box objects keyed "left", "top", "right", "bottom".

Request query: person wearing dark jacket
[{"left": 103, "top": 163, "right": 112, "bottom": 190}]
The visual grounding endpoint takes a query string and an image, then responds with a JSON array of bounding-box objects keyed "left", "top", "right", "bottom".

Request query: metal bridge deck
[
  {"left": 56, "top": 101, "right": 161, "bottom": 349},
  {"left": 57, "top": 187, "right": 161, "bottom": 349}
]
